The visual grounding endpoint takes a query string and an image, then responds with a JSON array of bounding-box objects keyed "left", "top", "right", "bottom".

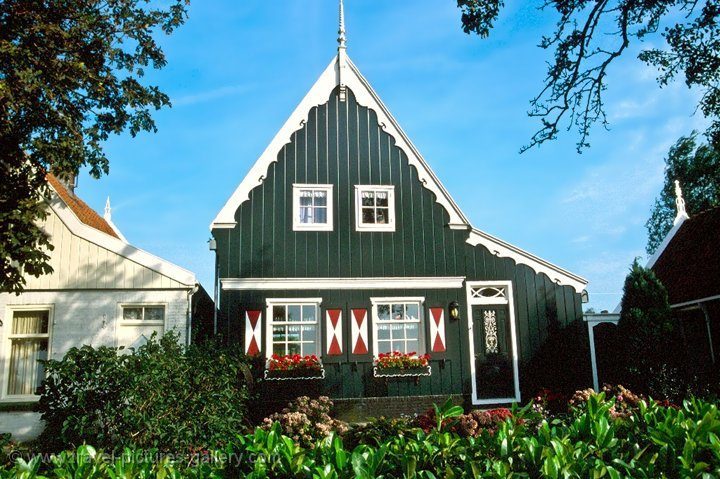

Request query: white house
[{"left": 0, "top": 174, "right": 213, "bottom": 441}]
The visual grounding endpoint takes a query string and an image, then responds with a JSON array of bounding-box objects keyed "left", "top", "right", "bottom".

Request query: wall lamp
[{"left": 449, "top": 300, "right": 460, "bottom": 321}]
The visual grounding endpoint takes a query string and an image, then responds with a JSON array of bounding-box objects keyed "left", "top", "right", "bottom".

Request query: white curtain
[{"left": 8, "top": 311, "right": 48, "bottom": 396}]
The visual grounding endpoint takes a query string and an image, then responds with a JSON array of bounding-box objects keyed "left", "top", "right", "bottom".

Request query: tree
[
  {"left": 456, "top": 1, "right": 720, "bottom": 152},
  {"left": 617, "top": 259, "right": 677, "bottom": 393},
  {"left": 646, "top": 132, "right": 720, "bottom": 255},
  {"left": 0, "top": 0, "right": 189, "bottom": 293}
]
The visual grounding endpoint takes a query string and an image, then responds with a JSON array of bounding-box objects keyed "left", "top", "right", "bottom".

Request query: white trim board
[
  {"left": 221, "top": 277, "right": 466, "bottom": 290},
  {"left": 210, "top": 52, "right": 587, "bottom": 293},
  {"left": 46, "top": 189, "right": 196, "bottom": 287}
]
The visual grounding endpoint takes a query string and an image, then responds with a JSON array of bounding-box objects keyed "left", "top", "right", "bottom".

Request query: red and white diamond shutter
[
  {"left": 325, "top": 309, "right": 343, "bottom": 356},
  {"left": 244, "top": 310, "right": 262, "bottom": 356},
  {"left": 350, "top": 308, "right": 369, "bottom": 356},
  {"left": 429, "top": 307, "right": 447, "bottom": 353}
]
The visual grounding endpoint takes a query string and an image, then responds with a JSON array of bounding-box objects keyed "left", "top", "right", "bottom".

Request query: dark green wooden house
[{"left": 210, "top": 10, "right": 588, "bottom": 409}]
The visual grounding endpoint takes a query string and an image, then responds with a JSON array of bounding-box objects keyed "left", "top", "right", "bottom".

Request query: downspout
[
  {"left": 700, "top": 303, "right": 715, "bottom": 364},
  {"left": 209, "top": 237, "right": 218, "bottom": 336},
  {"left": 187, "top": 283, "right": 199, "bottom": 346}
]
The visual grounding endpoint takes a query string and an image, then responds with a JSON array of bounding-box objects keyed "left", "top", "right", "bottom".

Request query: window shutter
[{"left": 244, "top": 310, "right": 262, "bottom": 356}]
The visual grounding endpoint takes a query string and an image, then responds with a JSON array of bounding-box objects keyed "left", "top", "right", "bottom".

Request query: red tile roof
[
  {"left": 652, "top": 206, "right": 720, "bottom": 305},
  {"left": 47, "top": 173, "right": 120, "bottom": 239}
]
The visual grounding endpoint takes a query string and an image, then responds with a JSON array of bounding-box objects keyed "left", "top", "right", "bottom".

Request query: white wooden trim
[
  {"left": 47, "top": 191, "right": 196, "bottom": 286},
  {"left": 670, "top": 294, "right": 720, "bottom": 309},
  {"left": 209, "top": 52, "right": 586, "bottom": 293},
  {"left": 292, "top": 184, "right": 334, "bottom": 232},
  {"left": 264, "top": 298, "right": 323, "bottom": 360},
  {"left": 583, "top": 314, "right": 620, "bottom": 391},
  {"left": 354, "top": 185, "right": 395, "bottom": 232},
  {"left": 466, "top": 229, "right": 587, "bottom": 293},
  {"left": 221, "top": 277, "right": 465, "bottom": 290},
  {"left": 466, "top": 281, "right": 520, "bottom": 405},
  {"left": 1, "top": 305, "right": 54, "bottom": 403}
]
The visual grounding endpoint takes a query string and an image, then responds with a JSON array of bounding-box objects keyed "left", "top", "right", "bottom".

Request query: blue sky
[{"left": 79, "top": 1, "right": 705, "bottom": 312}]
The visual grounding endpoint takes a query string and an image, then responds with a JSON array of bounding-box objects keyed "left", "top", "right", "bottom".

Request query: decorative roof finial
[
  {"left": 104, "top": 196, "right": 112, "bottom": 221},
  {"left": 338, "top": 0, "right": 346, "bottom": 50},
  {"left": 673, "top": 180, "right": 689, "bottom": 225}
]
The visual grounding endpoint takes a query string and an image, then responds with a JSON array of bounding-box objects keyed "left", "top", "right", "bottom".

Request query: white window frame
[
  {"left": 370, "top": 297, "right": 425, "bottom": 356},
  {"left": 1, "top": 305, "right": 54, "bottom": 402},
  {"left": 118, "top": 304, "right": 167, "bottom": 327},
  {"left": 466, "top": 281, "right": 521, "bottom": 405},
  {"left": 292, "top": 184, "right": 334, "bottom": 231},
  {"left": 265, "top": 298, "right": 322, "bottom": 360},
  {"left": 355, "top": 185, "right": 396, "bottom": 232}
]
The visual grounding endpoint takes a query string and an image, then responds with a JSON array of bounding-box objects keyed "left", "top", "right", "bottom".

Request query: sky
[{"left": 78, "top": 1, "right": 706, "bottom": 313}]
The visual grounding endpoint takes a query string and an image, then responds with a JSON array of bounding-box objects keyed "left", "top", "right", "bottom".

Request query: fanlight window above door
[{"left": 469, "top": 286, "right": 508, "bottom": 304}]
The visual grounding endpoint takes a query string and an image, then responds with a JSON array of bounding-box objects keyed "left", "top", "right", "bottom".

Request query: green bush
[
  {"left": 37, "top": 333, "right": 251, "bottom": 452},
  {"left": 5, "top": 393, "right": 720, "bottom": 478}
]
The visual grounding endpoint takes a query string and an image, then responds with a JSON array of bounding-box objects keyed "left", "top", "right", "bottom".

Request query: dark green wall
[{"left": 212, "top": 86, "right": 585, "bottom": 400}]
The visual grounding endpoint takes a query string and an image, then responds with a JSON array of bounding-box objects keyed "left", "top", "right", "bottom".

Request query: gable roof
[
  {"left": 651, "top": 206, "right": 720, "bottom": 306},
  {"left": 47, "top": 173, "right": 119, "bottom": 239},
  {"left": 46, "top": 174, "right": 197, "bottom": 287},
  {"left": 211, "top": 53, "right": 588, "bottom": 293}
]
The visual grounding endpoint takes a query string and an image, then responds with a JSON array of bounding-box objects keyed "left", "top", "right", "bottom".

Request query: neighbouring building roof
[
  {"left": 47, "top": 173, "right": 119, "bottom": 239},
  {"left": 652, "top": 206, "right": 720, "bottom": 306}
]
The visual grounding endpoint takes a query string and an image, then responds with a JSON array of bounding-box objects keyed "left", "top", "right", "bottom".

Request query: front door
[{"left": 466, "top": 282, "right": 520, "bottom": 404}]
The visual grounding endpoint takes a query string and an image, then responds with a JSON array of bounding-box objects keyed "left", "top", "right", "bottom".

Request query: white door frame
[
  {"left": 466, "top": 280, "right": 521, "bottom": 405},
  {"left": 584, "top": 313, "right": 620, "bottom": 391}
]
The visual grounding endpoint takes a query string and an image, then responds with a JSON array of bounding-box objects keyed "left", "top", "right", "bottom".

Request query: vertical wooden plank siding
[{"left": 215, "top": 87, "right": 585, "bottom": 400}]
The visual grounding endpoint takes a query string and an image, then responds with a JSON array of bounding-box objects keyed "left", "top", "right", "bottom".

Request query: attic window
[
  {"left": 355, "top": 185, "right": 395, "bottom": 232},
  {"left": 292, "top": 184, "right": 334, "bottom": 231}
]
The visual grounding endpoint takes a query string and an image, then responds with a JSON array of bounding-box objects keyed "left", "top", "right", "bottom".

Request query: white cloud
[{"left": 172, "top": 84, "right": 254, "bottom": 107}]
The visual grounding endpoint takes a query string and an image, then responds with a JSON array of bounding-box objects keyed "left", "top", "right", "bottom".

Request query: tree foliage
[
  {"left": 646, "top": 132, "right": 720, "bottom": 255},
  {"left": 457, "top": 1, "right": 720, "bottom": 152},
  {"left": 0, "top": 0, "right": 188, "bottom": 293},
  {"left": 618, "top": 259, "right": 677, "bottom": 393}
]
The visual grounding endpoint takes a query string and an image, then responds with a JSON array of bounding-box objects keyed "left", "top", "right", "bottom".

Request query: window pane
[
  {"left": 273, "top": 306, "right": 286, "bottom": 322},
  {"left": 287, "top": 305, "right": 301, "bottom": 322},
  {"left": 145, "top": 307, "right": 164, "bottom": 321},
  {"left": 406, "top": 340, "right": 419, "bottom": 353},
  {"left": 299, "top": 192, "right": 313, "bottom": 206},
  {"left": 375, "top": 192, "right": 388, "bottom": 206},
  {"left": 123, "top": 308, "right": 143, "bottom": 321},
  {"left": 287, "top": 325, "right": 301, "bottom": 341},
  {"left": 11, "top": 311, "right": 49, "bottom": 334},
  {"left": 391, "top": 341, "right": 405, "bottom": 353},
  {"left": 301, "top": 305, "right": 317, "bottom": 322},
  {"left": 299, "top": 207, "right": 313, "bottom": 224},
  {"left": 362, "top": 208, "right": 375, "bottom": 224},
  {"left": 287, "top": 343, "right": 301, "bottom": 355},
  {"left": 361, "top": 192, "right": 375, "bottom": 206},
  {"left": 302, "top": 342, "right": 317, "bottom": 356},
  {"left": 377, "top": 304, "right": 390, "bottom": 321},
  {"left": 391, "top": 304, "right": 404, "bottom": 320},
  {"left": 314, "top": 207, "right": 327, "bottom": 224},
  {"left": 273, "top": 343, "right": 286, "bottom": 355},
  {"left": 376, "top": 208, "right": 388, "bottom": 224},
  {"left": 377, "top": 323, "right": 391, "bottom": 340},
  {"left": 7, "top": 338, "right": 48, "bottom": 395},
  {"left": 406, "top": 304, "right": 419, "bottom": 320},
  {"left": 405, "top": 323, "right": 419, "bottom": 339},
  {"left": 302, "top": 324, "right": 317, "bottom": 342},
  {"left": 313, "top": 191, "right": 327, "bottom": 207},
  {"left": 377, "top": 341, "right": 392, "bottom": 354},
  {"left": 273, "top": 325, "right": 286, "bottom": 341}
]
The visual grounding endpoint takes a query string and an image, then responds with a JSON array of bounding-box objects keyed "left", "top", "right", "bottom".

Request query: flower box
[
  {"left": 373, "top": 351, "right": 432, "bottom": 378},
  {"left": 264, "top": 353, "right": 325, "bottom": 381}
]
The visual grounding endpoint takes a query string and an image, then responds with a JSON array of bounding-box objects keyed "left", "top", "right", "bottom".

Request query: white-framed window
[
  {"left": 117, "top": 304, "right": 166, "bottom": 350},
  {"left": 266, "top": 298, "right": 321, "bottom": 357},
  {"left": 292, "top": 184, "right": 333, "bottom": 231},
  {"left": 2, "top": 306, "right": 52, "bottom": 400},
  {"left": 371, "top": 297, "right": 425, "bottom": 355},
  {"left": 355, "top": 185, "right": 395, "bottom": 232},
  {"left": 120, "top": 305, "right": 165, "bottom": 325}
]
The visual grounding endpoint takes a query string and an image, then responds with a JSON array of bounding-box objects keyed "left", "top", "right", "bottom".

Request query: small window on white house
[
  {"left": 371, "top": 298, "right": 424, "bottom": 355},
  {"left": 355, "top": 185, "right": 395, "bottom": 231},
  {"left": 5, "top": 309, "right": 50, "bottom": 398},
  {"left": 292, "top": 184, "right": 333, "bottom": 231},
  {"left": 267, "top": 299, "right": 321, "bottom": 357},
  {"left": 122, "top": 306, "right": 165, "bottom": 323}
]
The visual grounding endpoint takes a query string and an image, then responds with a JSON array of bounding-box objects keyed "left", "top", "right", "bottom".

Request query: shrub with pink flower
[{"left": 262, "top": 396, "right": 348, "bottom": 447}]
